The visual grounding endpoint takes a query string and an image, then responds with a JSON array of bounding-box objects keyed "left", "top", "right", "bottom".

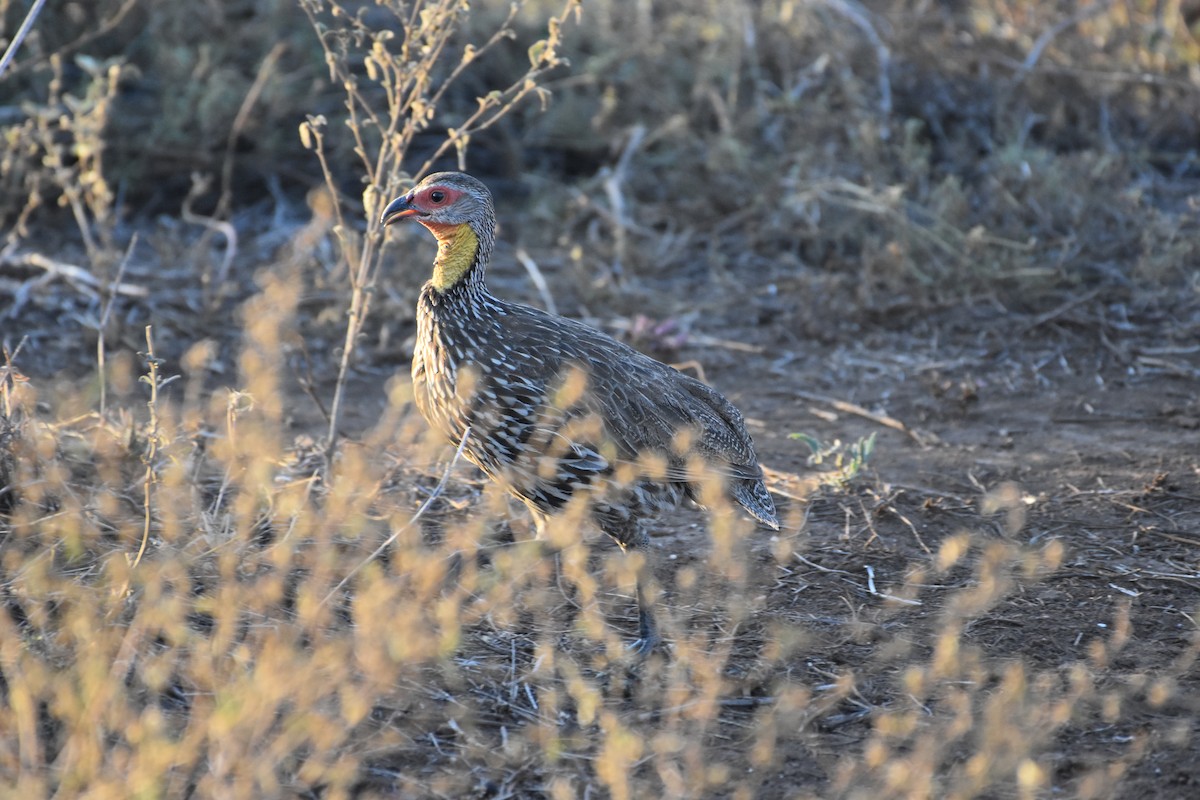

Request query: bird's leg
[
  {"left": 530, "top": 511, "right": 551, "bottom": 552},
  {"left": 631, "top": 566, "right": 660, "bottom": 656},
  {"left": 532, "top": 511, "right": 572, "bottom": 611},
  {"left": 624, "top": 525, "right": 662, "bottom": 657},
  {"left": 529, "top": 509, "right": 574, "bottom": 561}
]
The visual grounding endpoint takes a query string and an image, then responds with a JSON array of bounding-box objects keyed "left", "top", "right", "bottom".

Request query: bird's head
[
  {"left": 380, "top": 172, "right": 497, "bottom": 292},
  {"left": 380, "top": 172, "right": 495, "bottom": 232}
]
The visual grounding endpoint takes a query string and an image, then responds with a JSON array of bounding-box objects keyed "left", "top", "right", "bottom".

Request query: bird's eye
[{"left": 429, "top": 190, "right": 446, "bottom": 204}]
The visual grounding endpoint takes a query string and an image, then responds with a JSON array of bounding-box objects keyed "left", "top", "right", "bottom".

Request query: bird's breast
[{"left": 412, "top": 296, "right": 510, "bottom": 456}]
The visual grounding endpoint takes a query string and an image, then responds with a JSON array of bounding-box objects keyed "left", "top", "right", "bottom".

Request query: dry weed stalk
[
  {"left": 0, "top": 339, "right": 29, "bottom": 513},
  {"left": 1, "top": 52, "right": 124, "bottom": 278},
  {"left": 132, "top": 326, "right": 163, "bottom": 571},
  {"left": 0, "top": 0, "right": 47, "bottom": 77},
  {"left": 95, "top": 235, "right": 139, "bottom": 416}
]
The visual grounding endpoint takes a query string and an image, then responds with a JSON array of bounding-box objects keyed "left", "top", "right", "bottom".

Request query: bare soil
[{"left": 713, "top": 293, "right": 1200, "bottom": 798}]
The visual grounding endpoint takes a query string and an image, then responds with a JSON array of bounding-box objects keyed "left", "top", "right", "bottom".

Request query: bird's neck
[{"left": 424, "top": 221, "right": 489, "bottom": 293}]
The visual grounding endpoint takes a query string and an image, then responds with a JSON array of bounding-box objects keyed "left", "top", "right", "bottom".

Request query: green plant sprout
[{"left": 789, "top": 430, "right": 876, "bottom": 488}]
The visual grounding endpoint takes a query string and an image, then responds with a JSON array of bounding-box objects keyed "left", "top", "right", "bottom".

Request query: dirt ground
[{"left": 724, "top": 295, "right": 1200, "bottom": 797}]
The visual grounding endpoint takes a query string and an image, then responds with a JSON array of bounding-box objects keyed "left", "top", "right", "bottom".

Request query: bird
[{"left": 380, "top": 171, "right": 779, "bottom": 654}]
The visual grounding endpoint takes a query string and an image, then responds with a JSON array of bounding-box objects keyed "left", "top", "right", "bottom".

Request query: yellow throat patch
[{"left": 426, "top": 222, "right": 480, "bottom": 291}]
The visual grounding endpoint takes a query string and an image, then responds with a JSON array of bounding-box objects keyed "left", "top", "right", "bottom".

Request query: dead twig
[
  {"left": 600, "top": 124, "right": 646, "bottom": 279},
  {"left": 602, "top": 317, "right": 765, "bottom": 354},
  {"left": 1015, "top": 0, "right": 1116, "bottom": 85},
  {"left": 794, "top": 553, "right": 854, "bottom": 575},
  {"left": 2, "top": 252, "right": 148, "bottom": 317},
  {"left": 514, "top": 247, "right": 557, "bottom": 316},
  {"left": 1017, "top": 286, "right": 1103, "bottom": 336},
  {"left": 97, "top": 235, "right": 139, "bottom": 416},
  {"left": 182, "top": 173, "right": 238, "bottom": 298},
  {"left": 133, "top": 326, "right": 162, "bottom": 571},
  {"left": 865, "top": 564, "right": 923, "bottom": 605},
  {"left": 1136, "top": 529, "right": 1200, "bottom": 549},
  {"left": 818, "top": 0, "right": 891, "bottom": 136},
  {"left": 1135, "top": 356, "right": 1200, "bottom": 380},
  {"left": 0, "top": 0, "right": 47, "bottom": 78},
  {"left": 884, "top": 482, "right": 973, "bottom": 508},
  {"left": 720, "top": 697, "right": 776, "bottom": 708},
  {"left": 0, "top": 0, "right": 139, "bottom": 81},
  {"left": 885, "top": 503, "right": 932, "bottom": 554},
  {"left": 793, "top": 389, "right": 934, "bottom": 446},
  {"left": 1, "top": 337, "right": 30, "bottom": 419},
  {"left": 3, "top": 251, "right": 147, "bottom": 297},
  {"left": 218, "top": 42, "right": 287, "bottom": 225}
]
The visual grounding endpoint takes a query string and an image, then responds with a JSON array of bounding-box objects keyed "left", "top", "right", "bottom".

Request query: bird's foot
[
  {"left": 627, "top": 619, "right": 663, "bottom": 659},
  {"left": 627, "top": 637, "right": 662, "bottom": 659}
]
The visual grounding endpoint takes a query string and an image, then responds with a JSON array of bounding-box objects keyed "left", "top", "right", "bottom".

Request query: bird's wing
[{"left": 504, "top": 305, "right": 767, "bottom": 484}]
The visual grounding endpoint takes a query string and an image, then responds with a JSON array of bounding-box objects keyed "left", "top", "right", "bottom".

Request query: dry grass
[
  {"left": 2, "top": 0, "right": 1199, "bottom": 797},
  {"left": 4, "top": 347, "right": 1197, "bottom": 797}
]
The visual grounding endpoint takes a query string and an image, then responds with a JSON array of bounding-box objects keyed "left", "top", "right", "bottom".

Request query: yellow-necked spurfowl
[{"left": 381, "top": 172, "right": 778, "bottom": 654}]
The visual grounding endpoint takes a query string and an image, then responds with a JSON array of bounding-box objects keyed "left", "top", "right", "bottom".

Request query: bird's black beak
[{"left": 380, "top": 193, "right": 420, "bottom": 226}]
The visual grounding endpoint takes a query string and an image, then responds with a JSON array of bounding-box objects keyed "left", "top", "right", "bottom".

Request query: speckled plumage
[{"left": 382, "top": 172, "right": 778, "bottom": 653}]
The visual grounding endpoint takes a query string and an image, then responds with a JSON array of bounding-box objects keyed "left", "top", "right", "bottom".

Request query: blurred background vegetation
[{"left": 3, "top": 0, "right": 1198, "bottom": 325}]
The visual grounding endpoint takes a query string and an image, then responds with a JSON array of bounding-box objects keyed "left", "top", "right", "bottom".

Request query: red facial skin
[
  {"left": 383, "top": 183, "right": 466, "bottom": 232},
  {"left": 410, "top": 185, "right": 464, "bottom": 213}
]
